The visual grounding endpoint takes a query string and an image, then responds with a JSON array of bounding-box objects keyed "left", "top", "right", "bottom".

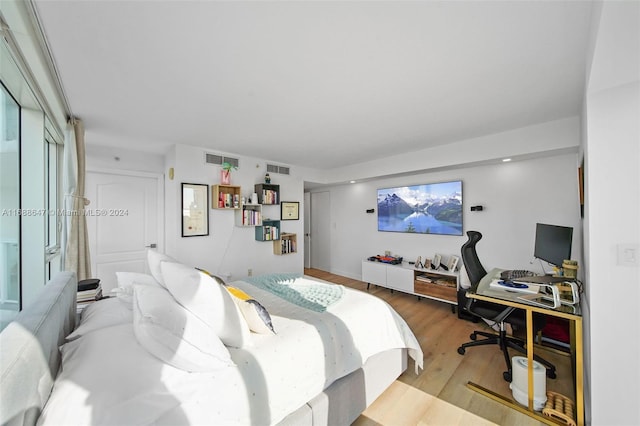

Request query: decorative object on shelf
[
  {"left": 264, "top": 173, "right": 271, "bottom": 184},
  {"left": 562, "top": 259, "right": 578, "bottom": 279},
  {"left": 424, "top": 258, "right": 432, "bottom": 269},
  {"left": 181, "top": 183, "right": 209, "bottom": 237},
  {"left": 432, "top": 254, "right": 442, "bottom": 269},
  {"left": 447, "top": 255, "right": 460, "bottom": 272},
  {"left": 415, "top": 256, "right": 424, "bottom": 269},
  {"left": 366, "top": 255, "right": 403, "bottom": 265},
  {"left": 251, "top": 192, "right": 259, "bottom": 204},
  {"left": 220, "top": 162, "right": 237, "bottom": 185}
]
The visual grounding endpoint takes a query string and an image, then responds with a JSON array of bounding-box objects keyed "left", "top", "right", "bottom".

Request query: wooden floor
[{"left": 304, "top": 268, "right": 574, "bottom": 426}]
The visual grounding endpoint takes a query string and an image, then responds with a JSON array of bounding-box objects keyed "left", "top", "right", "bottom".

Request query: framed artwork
[
  {"left": 281, "top": 201, "right": 299, "bottom": 220},
  {"left": 448, "top": 255, "right": 459, "bottom": 272},
  {"left": 432, "top": 254, "right": 442, "bottom": 269},
  {"left": 182, "top": 183, "right": 209, "bottom": 237}
]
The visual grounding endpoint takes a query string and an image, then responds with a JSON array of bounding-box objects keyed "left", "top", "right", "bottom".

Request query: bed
[{"left": 1, "top": 254, "right": 423, "bottom": 426}]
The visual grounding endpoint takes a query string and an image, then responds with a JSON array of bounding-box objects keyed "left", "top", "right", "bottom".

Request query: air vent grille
[
  {"left": 266, "top": 164, "right": 290, "bottom": 175},
  {"left": 205, "top": 152, "right": 239, "bottom": 168}
]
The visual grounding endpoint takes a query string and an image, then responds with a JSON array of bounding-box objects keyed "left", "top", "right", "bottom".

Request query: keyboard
[{"left": 500, "top": 269, "right": 535, "bottom": 281}]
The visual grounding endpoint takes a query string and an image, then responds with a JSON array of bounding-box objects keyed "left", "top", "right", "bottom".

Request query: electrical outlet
[
  {"left": 248, "top": 268, "right": 253, "bottom": 276},
  {"left": 617, "top": 244, "right": 639, "bottom": 266}
]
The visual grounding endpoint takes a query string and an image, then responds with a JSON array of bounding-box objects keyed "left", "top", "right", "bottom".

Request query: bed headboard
[{"left": 0, "top": 272, "right": 77, "bottom": 426}]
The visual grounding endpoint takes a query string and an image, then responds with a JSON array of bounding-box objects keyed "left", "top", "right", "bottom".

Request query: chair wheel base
[
  {"left": 457, "top": 347, "right": 465, "bottom": 355},
  {"left": 503, "top": 371, "right": 512, "bottom": 382}
]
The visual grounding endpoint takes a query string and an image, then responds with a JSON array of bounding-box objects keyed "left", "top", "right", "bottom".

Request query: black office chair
[{"left": 456, "top": 231, "right": 556, "bottom": 382}]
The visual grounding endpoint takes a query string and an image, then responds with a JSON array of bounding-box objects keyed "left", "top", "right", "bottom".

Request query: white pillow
[
  {"left": 66, "top": 297, "right": 133, "bottom": 341},
  {"left": 132, "top": 285, "right": 234, "bottom": 372},
  {"left": 116, "top": 272, "right": 161, "bottom": 289},
  {"left": 160, "top": 262, "right": 250, "bottom": 348},
  {"left": 112, "top": 272, "right": 163, "bottom": 307},
  {"left": 147, "top": 249, "right": 177, "bottom": 287}
]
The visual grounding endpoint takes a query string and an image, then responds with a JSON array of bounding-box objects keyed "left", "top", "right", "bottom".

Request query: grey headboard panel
[{"left": 0, "top": 272, "right": 77, "bottom": 426}]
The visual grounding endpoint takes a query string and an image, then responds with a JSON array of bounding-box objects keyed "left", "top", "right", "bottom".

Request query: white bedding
[{"left": 39, "top": 276, "right": 423, "bottom": 426}]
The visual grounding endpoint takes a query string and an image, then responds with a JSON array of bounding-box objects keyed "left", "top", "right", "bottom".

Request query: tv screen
[
  {"left": 377, "top": 181, "right": 463, "bottom": 235},
  {"left": 533, "top": 223, "right": 573, "bottom": 267}
]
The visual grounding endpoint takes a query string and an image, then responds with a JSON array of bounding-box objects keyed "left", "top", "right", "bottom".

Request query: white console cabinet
[
  {"left": 362, "top": 260, "right": 414, "bottom": 293},
  {"left": 362, "top": 260, "right": 459, "bottom": 310}
]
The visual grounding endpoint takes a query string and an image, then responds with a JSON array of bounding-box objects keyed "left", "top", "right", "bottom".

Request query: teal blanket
[{"left": 244, "top": 273, "right": 344, "bottom": 312}]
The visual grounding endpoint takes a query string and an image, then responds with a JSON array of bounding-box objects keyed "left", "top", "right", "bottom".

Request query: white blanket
[{"left": 39, "top": 277, "right": 423, "bottom": 425}]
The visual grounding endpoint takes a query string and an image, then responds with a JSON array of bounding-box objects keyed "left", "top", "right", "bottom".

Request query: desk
[{"left": 467, "top": 268, "right": 583, "bottom": 426}]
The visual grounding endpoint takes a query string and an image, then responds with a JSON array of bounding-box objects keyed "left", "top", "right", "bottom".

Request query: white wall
[
  {"left": 584, "top": 2, "right": 640, "bottom": 424},
  {"left": 164, "top": 144, "right": 305, "bottom": 281},
  {"left": 311, "top": 153, "right": 582, "bottom": 282}
]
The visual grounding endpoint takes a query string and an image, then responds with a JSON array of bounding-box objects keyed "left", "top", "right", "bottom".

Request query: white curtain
[{"left": 63, "top": 118, "right": 91, "bottom": 280}]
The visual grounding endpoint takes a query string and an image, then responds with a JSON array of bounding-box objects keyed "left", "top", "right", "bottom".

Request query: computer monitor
[{"left": 533, "top": 223, "right": 573, "bottom": 267}]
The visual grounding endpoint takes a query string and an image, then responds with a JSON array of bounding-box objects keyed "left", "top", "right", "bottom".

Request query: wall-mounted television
[
  {"left": 533, "top": 223, "right": 573, "bottom": 267},
  {"left": 377, "top": 180, "right": 463, "bottom": 235}
]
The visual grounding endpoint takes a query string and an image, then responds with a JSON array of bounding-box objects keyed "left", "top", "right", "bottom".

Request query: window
[
  {"left": 0, "top": 30, "right": 65, "bottom": 329},
  {"left": 0, "top": 83, "right": 21, "bottom": 328},
  {"left": 45, "top": 129, "right": 62, "bottom": 279}
]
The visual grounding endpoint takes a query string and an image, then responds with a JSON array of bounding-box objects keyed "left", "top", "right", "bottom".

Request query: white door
[
  {"left": 86, "top": 171, "right": 162, "bottom": 293},
  {"left": 310, "top": 191, "right": 330, "bottom": 271}
]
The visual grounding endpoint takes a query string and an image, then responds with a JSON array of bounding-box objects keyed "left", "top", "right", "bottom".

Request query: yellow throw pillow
[{"left": 225, "top": 286, "right": 275, "bottom": 335}]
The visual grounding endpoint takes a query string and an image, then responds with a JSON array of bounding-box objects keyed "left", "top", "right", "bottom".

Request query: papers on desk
[
  {"left": 489, "top": 279, "right": 540, "bottom": 294},
  {"left": 487, "top": 278, "right": 578, "bottom": 310}
]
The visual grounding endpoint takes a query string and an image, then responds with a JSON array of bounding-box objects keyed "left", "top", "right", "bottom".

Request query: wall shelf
[
  {"left": 212, "top": 185, "right": 241, "bottom": 209},
  {"left": 235, "top": 204, "right": 262, "bottom": 226},
  {"left": 274, "top": 233, "right": 297, "bottom": 255},
  {"left": 255, "top": 184, "right": 279, "bottom": 205},
  {"left": 255, "top": 219, "right": 280, "bottom": 241}
]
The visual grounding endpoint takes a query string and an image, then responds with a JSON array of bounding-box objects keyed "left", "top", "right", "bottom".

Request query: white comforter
[{"left": 39, "top": 277, "right": 423, "bottom": 425}]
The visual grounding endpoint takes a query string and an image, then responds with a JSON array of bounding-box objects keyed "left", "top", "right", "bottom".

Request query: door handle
[{"left": 145, "top": 243, "right": 157, "bottom": 248}]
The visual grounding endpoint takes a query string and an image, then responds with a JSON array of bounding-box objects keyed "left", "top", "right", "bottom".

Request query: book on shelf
[{"left": 261, "top": 189, "right": 278, "bottom": 204}]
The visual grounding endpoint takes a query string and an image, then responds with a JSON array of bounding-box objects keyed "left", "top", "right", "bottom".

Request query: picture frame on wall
[
  {"left": 281, "top": 201, "right": 299, "bottom": 220},
  {"left": 182, "top": 183, "right": 209, "bottom": 237}
]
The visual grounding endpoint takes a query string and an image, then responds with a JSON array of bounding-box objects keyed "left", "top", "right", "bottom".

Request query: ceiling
[{"left": 33, "top": 1, "right": 593, "bottom": 170}]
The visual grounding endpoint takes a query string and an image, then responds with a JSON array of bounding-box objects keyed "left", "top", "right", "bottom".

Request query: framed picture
[
  {"left": 432, "top": 254, "right": 442, "bottom": 269},
  {"left": 280, "top": 201, "right": 299, "bottom": 220},
  {"left": 182, "top": 183, "right": 209, "bottom": 237},
  {"left": 448, "top": 255, "right": 459, "bottom": 272}
]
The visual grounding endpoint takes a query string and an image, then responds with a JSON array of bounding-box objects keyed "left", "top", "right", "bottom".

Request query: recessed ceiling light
[
  {"left": 350, "top": 180, "right": 356, "bottom": 184},
  {"left": 502, "top": 158, "right": 512, "bottom": 162}
]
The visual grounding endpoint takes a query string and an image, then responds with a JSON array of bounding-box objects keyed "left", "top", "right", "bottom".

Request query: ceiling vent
[
  {"left": 205, "top": 152, "right": 239, "bottom": 168},
  {"left": 266, "top": 163, "right": 290, "bottom": 175}
]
